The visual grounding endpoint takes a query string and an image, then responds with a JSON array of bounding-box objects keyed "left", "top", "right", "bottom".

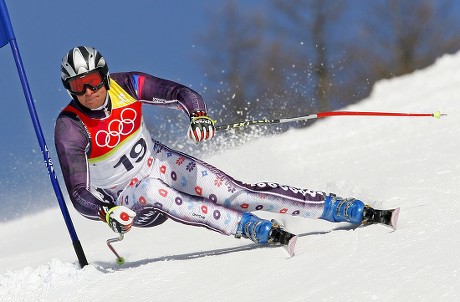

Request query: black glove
[
  {"left": 99, "top": 205, "right": 136, "bottom": 234},
  {"left": 188, "top": 111, "right": 216, "bottom": 142}
]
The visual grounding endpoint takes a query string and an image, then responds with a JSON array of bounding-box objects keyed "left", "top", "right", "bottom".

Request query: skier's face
[{"left": 75, "top": 85, "right": 108, "bottom": 110}]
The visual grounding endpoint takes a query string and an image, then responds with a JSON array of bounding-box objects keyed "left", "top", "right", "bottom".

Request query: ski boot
[
  {"left": 320, "top": 194, "right": 365, "bottom": 224},
  {"left": 235, "top": 213, "right": 298, "bottom": 255},
  {"left": 235, "top": 212, "right": 273, "bottom": 244},
  {"left": 321, "top": 194, "right": 400, "bottom": 228}
]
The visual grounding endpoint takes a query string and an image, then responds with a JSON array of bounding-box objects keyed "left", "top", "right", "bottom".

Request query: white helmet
[{"left": 61, "top": 46, "right": 110, "bottom": 94}]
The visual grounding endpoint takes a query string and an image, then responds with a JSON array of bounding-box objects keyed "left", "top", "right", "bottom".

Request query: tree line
[
  {"left": 147, "top": 0, "right": 460, "bottom": 154},
  {"left": 198, "top": 0, "right": 459, "bottom": 128}
]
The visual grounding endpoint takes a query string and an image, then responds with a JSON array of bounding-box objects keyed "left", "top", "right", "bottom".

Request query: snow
[{"left": 1, "top": 52, "right": 459, "bottom": 302}]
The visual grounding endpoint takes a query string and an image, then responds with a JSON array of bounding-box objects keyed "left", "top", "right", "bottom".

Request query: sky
[
  {"left": 0, "top": 0, "right": 268, "bottom": 219},
  {"left": 0, "top": 50, "right": 458, "bottom": 301}
]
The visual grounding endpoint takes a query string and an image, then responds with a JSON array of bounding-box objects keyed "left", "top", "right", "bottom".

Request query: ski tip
[
  {"left": 390, "top": 207, "right": 400, "bottom": 229},
  {"left": 287, "top": 235, "right": 297, "bottom": 257}
]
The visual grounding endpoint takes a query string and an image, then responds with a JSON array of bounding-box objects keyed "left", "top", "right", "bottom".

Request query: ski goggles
[{"left": 67, "top": 70, "right": 105, "bottom": 95}]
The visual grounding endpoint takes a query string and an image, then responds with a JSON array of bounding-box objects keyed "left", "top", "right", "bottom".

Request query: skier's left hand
[{"left": 188, "top": 111, "right": 216, "bottom": 142}]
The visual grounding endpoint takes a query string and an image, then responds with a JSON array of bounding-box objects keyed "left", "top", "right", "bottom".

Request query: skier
[{"left": 55, "top": 46, "right": 393, "bottom": 247}]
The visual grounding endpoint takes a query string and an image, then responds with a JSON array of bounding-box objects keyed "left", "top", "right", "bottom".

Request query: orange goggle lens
[{"left": 68, "top": 71, "right": 105, "bottom": 95}]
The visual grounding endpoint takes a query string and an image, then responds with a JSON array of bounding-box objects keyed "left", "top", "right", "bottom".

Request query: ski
[
  {"left": 269, "top": 219, "right": 298, "bottom": 257},
  {"left": 362, "top": 207, "right": 400, "bottom": 229},
  {"left": 286, "top": 235, "right": 298, "bottom": 257}
]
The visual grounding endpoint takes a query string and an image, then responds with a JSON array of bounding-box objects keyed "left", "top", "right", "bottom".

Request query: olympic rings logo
[{"left": 95, "top": 108, "right": 137, "bottom": 148}]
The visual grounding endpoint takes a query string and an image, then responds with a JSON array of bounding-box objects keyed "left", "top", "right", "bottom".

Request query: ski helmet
[{"left": 61, "top": 46, "right": 110, "bottom": 94}]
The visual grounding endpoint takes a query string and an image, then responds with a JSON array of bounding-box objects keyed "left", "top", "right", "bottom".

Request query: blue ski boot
[
  {"left": 320, "top": 194, "right": 365, "bottom": 224},
  {"left": 236, "top": 213, "right": 273, "bottom": 244}
]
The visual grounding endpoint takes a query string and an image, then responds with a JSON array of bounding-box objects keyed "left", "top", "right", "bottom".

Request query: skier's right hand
[{"left": 99, "top": 205, "right": 136, "bottom": 234}]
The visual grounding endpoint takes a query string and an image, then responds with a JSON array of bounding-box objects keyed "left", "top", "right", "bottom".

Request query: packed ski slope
[{"left": 1, "top": 52, "right": 459, "bottom": 302}]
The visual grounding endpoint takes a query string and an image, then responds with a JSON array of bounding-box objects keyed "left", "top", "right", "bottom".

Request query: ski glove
[
  {"left": 99, "top": 205, "right": 136, "bottom": 234},
  {"left": 188, "top": 111, "right": 216, "bottom": 142}
]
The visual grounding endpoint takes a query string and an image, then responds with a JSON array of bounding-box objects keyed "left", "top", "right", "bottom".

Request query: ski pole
[
  {"left": 107, "top": 233, "right": 126, "bottom": 265},
  {"left": 215, "top": 110, "right": 446, "bottom": 131}
]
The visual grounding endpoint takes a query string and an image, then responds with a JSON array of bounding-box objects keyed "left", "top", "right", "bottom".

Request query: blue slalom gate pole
[{"left": 0, "top": 0, "right": 88, "bottom": 267}]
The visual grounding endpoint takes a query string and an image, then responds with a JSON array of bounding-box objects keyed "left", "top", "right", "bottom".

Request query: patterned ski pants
[{"left": 118, "top": 141, "right": 326, "bottom": 236}]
